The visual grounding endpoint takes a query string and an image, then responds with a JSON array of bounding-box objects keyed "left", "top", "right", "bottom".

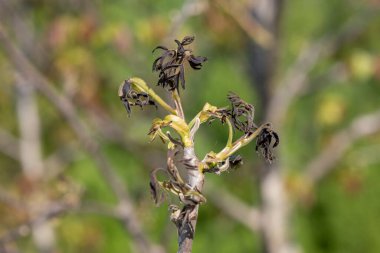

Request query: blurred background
[{"left": 1, "top": 0, "right": 380, "bottom": 252}]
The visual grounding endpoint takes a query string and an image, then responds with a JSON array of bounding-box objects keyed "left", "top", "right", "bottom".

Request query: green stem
[
  {"left": 225, "top": 118, "right": 234, "bottom": 148},
  {"left": 213, "top": 124, "right": 266, "bottom": 161}
]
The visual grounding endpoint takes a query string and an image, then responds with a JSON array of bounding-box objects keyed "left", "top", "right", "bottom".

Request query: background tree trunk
[{"left": 246, "top": 1, "right": 296, "bottom": 253}]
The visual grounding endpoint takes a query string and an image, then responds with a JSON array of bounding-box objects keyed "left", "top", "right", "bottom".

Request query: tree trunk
[{"left": 246, "top": 1, "right": 295, "bottom": 253}]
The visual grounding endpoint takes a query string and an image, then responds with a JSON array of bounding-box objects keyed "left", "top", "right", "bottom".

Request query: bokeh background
[{"left": 1, "top": 0, "right": 380, "bottom": 253}]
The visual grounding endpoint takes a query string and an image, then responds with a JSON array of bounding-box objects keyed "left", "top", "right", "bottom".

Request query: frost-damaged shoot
[{"left": 119, "top": 35, "right": 279, "bottom": 252}]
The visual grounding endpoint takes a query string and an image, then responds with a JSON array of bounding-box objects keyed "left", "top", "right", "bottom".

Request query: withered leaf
[
  {"left": 152, "top": 35, "right": 207, "bottom": 91},
  {"left": 227, "top": 92, "right": 256, "bottom": 134},
  {"left": 149, "top": 168, "right": 165, "bottom": 205},
  {"left": 118, "top": 79, "right": 157, "bottom": 116},
  {"left": 255, "top": 125, "right": 280, "bottom": 163}
]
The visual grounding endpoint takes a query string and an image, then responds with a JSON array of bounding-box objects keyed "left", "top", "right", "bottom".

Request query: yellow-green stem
[
  {"left": 214, "top": 124, "right": 266, "bottom": 161},
  {"left": 225, "top": 118, "right": 234, "bottom": 148}
]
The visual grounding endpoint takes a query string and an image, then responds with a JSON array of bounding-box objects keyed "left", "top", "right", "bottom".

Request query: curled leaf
[
  {"left": 227, "top": 92, "right": 256, "bottom": 134},
  {"left": 188, "top": 55, "right": 207, "bottom": 70},
  {"left": 255, "top": 125, "right": 280, "bottom": 163},
  {"left": 149, "top": 168, "right": 165, "bottom": 205},
  {"left": 229, "top": 154, "right": 243, "bottom": 169},
  {"left": 152, "top": 35, "right": 207, "bottom": 91},
  {"left": 181, "top": 35, "right": 195, "bottom": 45},
  {"left": 167, "top": 132, "right": 184, "bottom": 147},
  {"left": 118, "top": 79, "right": 157, "bottom": 116}
]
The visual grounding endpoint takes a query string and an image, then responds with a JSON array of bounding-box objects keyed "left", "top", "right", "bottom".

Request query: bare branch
[
  {"left": 0, "top": 202, "right": 69, "bottom": 245},
  {"left": 204, "top": 183, "right": 261, "bottom": 232},
  {"left": 165, "top": 0, "right": 208, "bottom": 43},
  {"left": 15, "top": 74, "right": 45, "bottom": 181},
  {"left": 259, "top": 167, "right": 297, "bottom": 253},
  {"left": 267, "top": 9, "right": 379, "bottom": 125},
  {"left": 14, "top": 73, "right": 57, "bottom": 253},
  {"left": 0, "top": 24, "right": 164, "bottom": 253},
  {"left": 213, "top": 0, "right": 274, "bottom": 49},
  {"left": 304, "top": 110, "right": 380, "bottom": 185}
]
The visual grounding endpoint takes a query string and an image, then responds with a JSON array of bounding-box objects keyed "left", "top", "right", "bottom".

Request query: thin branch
[
  {"left": 266, "top": 9, "right": 379, "bottom": 125},
  {"left": 0, "top": 127, "right": 79, "bottom": 180},
  {"left": 164, "top": 0, "right": 208, "bottom": 43},
  {"left": 14, "top": 73, "right": 57, "bottom": 253},
  {"left": 0, "top": 200, "right": 155, "bottom": 248},
  {"left": 1, "top": 25, "right": 126, "bottom": 200},
  {"left": 204, "top": 183, "right": 261, "bottom": 232},
  {"left": 259, "top": 165, "right": 296, "bottom": 253},
  {"left": 304, "top": 110, "right": 380, "bottom": 185},
  {"left": 301, "top": 63, "right": 348, "bottom": 96},
  {"left": 0, "top": 25, "right": 164, "bottom": 253},
  {"left": 15, "top": 73, "right": 45, "bottom": 181},
  {"left": 0, "top": 202, "right": 69, "bottom": 245},
  {"left": 213, "top": 0, "right": 274, "bottom": 49}
]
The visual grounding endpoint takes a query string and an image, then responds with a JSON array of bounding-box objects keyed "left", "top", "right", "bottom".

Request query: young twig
[{"left": 120, "top": 36, "right": 279, "bottom": 253}]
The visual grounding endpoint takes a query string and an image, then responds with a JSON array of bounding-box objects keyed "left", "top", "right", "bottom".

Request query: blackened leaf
[
  {"left": 227, "top": 92, "right": 256, "bottom": 134},
  {"left": 189, "top": 55, "right": 207, "bottom": 64},
  {"left": 174, "top": 39, "right": 185, "bottom": 54},
  {"left": 118, "top": 80, "right": 132, "bottom": 116},
  {"left": 255, "top": 126, "right": 279, "bottom": 163},
  {"left": 188, "top": 55, "right": 207, "bottom": 70},
  {"left": 148, "top": 100, "right": 158, "bottom": 109},
  {"left": 120, "top": 98, "right": 131, "bottom": 116},
  {"left": 151, "top": 35, "right": 207, "bottom": 92},
  {"left": 118, "top": 79, "right": 157, "bottom": 116},
  {"left": 149, "top": 168, "right": 165, "bottom": 205},
  {"left": 152, "top": 57, "right": 162, "bottom": 71},
  {"left": 161, "top": 63, "right": 181, "bottom": 72},
  {"left": 152, "top": 50, "right": 176, "bottom": 72},
  {"left": 229, "top": 154, "right": 243, "bottom": 168},
  {"left": 188, "top": 60, "right": 202, "bottom": 70},
  {"left": 167, "top": 132, "right": 184, "bottom": 147},
  {"left": 118, "top": 80, "right": 131, "bottom": 97},
  {"left": 174, "top": 71, "right": 180, "bottom": 90},
  {"left": 152, "top": 45, "right": 168, "bottom": 53},
  {"left": 181, "top": 35, "right": 195, "bottom": 45},
  {"left": 272, "top": 132, "right": 280, "bottom": 148},
  {"left": 179, "top": 64, "right": 185, "bottom": 89}
]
